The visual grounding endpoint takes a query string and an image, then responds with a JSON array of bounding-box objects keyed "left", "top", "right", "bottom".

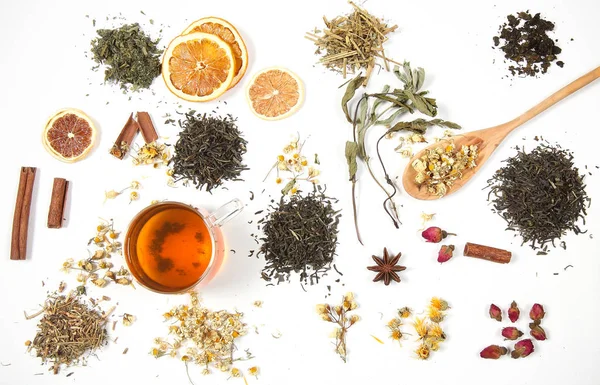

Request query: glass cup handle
[{"left": 207, "top": 199, "right": 244, "bottom": 227}]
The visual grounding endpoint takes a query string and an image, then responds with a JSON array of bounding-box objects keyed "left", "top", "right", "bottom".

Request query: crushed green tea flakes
[
  {"left": 258, "top": 188, "right": 340, "bottom": 285},
  {"left": 170, "top": 112, "right": 248, "bottom": 192},
  {"left": 306, "top": 1, "right": 397, "bottom": 84},
  {"left": 493, "top": 11, "right": 563, "bottom": 77},
  {"left": 91, "top": 23, "right": 162, "bottom": 91},
  {"left": 27, "top": 293, "right": 110, "bottom": 374},
  {"left": 485, "top": 144, "right": 590, "bottom": 250}
]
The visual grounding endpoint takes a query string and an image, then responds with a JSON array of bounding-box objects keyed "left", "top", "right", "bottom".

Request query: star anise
[{"left": 367, "top": 248, "right": 406, "bottom": 286}]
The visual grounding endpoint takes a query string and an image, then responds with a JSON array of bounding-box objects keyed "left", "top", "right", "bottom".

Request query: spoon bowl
[{"left": 402, "top": 65, "right": 600, "bottom": 200}]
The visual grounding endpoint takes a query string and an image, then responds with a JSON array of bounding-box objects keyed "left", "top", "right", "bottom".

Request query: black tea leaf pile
[
  {"left": 170, "top": 112, "right": 248, "bottom": 192},
  {"left": 486, "top": 144, "right": 590, "bottom": 250},
  {"left": 258, "top": 189, "right": 341, "bottom": 285}
]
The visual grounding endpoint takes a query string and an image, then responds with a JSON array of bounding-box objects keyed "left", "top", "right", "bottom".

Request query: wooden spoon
[{"left": 403, "top": 65, "right": 600, "bottom": 200}]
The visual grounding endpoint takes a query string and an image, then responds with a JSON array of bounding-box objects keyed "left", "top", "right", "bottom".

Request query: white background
[{"left": 0, "top": 0, "right": 599, "bottom": 384}]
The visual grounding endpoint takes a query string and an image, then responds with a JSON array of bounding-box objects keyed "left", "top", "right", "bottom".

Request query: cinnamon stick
[
  {"left": 110, "top": 113, "right": 140, "bottom": 159},
  {"left": 11, "top": 167, "right": 36, "bottom": 260},
  {"left": 47, "top": 178, "right": 69, "bottom": 228},
  {"left": 463, "top": 242, "right": 512, "bottom": 264},
  {"left": 137, "top": 111, "right": 158, "bottom": 143}
]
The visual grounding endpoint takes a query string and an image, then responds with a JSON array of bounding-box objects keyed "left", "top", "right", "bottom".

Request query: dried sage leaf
[
  {"left": 345, "top": 141, "right": 359, "bottom": 180},
  {"left": 342, "top": 75, "right": 366, "bottom": 122}
]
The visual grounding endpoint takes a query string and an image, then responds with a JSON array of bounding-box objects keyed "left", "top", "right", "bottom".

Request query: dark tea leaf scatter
[
  {"left": 28, "top": 294, "right": 109, "bottom": 374},
  {"left": 493, "top": 11, "right": 563, "bottom": 77},
  {"left": 170, "top": 113, "right": 248, "bottom": 192},
  {"left": 91, "top": 23, "right": 162, "bottom": 90},
  {"left": 258, "top": 189, "right": 341, "bottom": 285},
  {"left": 486, "top": 144, "right": 590, "bottom": 250}
]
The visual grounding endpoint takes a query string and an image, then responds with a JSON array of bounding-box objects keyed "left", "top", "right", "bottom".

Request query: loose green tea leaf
[
  {"left": 170, "top": 113, "right": 248, "bottom": 192},
  {"left": 486, "top": 144, "right": 589, "bottom": 250},
  {"left": 342, "top": 75, "right": 366, "bottom": 122},
  {"left": 345, "top": 141, "right": 359, "bottom": 180},
  {"left": 90, "top": 23, "right": 162, "bottom": 91}
]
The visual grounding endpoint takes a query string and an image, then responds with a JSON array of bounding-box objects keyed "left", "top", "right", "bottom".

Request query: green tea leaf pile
[
  {"left": 486, "top": 144, "right": 590, "bottom": 250},
  {"left": 258, "top": 189, "right": 340, "bottom": 285},
  {"left": 170, "top": 112, "right": 248, "bottom": 192},
  {"left": 91, "top": 23, "right": 162, "bottom": 91}
]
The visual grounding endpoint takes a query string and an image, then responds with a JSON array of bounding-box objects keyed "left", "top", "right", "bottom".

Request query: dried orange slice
[
  {"left": 42, "top": 109, "right": 96, "bottom": 163},
  {"left": 246, "top": 67, "right": 304, "bottom": 120},
  {"left": 182, "top": 17, "right": 248, "bottom": 90},
  {"left": 162, "top": 32, "right": 235, "bottom": 102}
]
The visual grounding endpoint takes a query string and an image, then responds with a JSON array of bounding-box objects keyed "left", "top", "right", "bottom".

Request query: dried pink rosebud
[
  {"left": 489, "top": 304, "right": 502, "bottom": 322},
  {"left": 530, "top": 324, "right": 547, "bottom": 341},
  {"left": 502, "top": 327, "right": 524, "bottom": 340},
  {"left": 437, "top": 245, "right": 455, "bottom": 263},
  {"left": 511, "top": 339, "right": 534, "bottom": 359},
  {"left": 480, "top": 345, "right": 508, "bottom": 359},
  {"left": 508, "top": 301, "right": 520, "bottom": 323},
  {"left": 529, "top": 303, "right": 545, "bottom": 322},
  {"left": 421, "top": 227, "right": 455, "bottom": 243}
]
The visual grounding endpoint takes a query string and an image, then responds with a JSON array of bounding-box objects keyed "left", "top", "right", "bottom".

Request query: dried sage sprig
[{"left": 343, "top": 62, "right": 460, "bottom": 242}]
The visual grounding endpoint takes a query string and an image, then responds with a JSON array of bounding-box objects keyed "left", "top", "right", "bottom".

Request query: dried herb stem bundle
[
  {"left": 343, "top": 63, "right": 460, "bottom": 242},
  {"left": 258, "top": 188, "right": 340, "bottom": 285},
  {"left": 486, "top": 144, "right": 589, "bottom": 250},
  {"left": 91, "top": 23, "right": 162, "bottom": 91},
  {"left": 170, "top": 112, "right": 248, "bottom": 192},
  {"left": 306, "top": 1, "right": 398, "bottom": 84},
  {"left": 28, "top": 293, "right": 109, "bottom": 374}
]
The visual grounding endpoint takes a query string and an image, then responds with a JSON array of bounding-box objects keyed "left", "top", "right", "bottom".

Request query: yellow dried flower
[
  {"left": 92, "top": 278, "right": 107, "bottom": 288},
  {"left": 231, "top": 368, "right": 241, "bottom": 378},
  {"left": 390, "top": 329, "right": 403, "bottom": 341},
  {"left": 427, "top": 338, "right": 441, "bottom": 351},
  {"left": 130, "top": 191, "right": 139, "bottom": 202},
  {"left": 429, "top": 323, "right": 446, "bottom": 340},
  {"left": 416, "top": 343, "right": 430, "bottom": 360},
  {"left": 428, "top": 307, "right": 445, "bottom": 323},
  {"left": 388, "top": 318, "right": 402, "bottom": 328},
  {"left": 275, "top": 177, "right": 282, "bottom": 184},
  {"left": 413, "top": 317, "right": 428, "bottom": 339},
  {"left": 277, "top": 155, "right": 285, "bottom": 161},
  {"left": 104, "top": 190, "right": 121, "bottom": 202},
  {"left": 130, "top": 180, "right": 140, "bottom": 189},
  {"left": 431, "top": 297, "right": 450, "bottom": 311},
  {"left": 248, "top": 366, "right": 259, "bottom": 377},
  {"left": 398, "top": 307, "right": 412, "bottom": 318},
  {"left": 122, "top": 313, "right": 135, "bottom": 326}
]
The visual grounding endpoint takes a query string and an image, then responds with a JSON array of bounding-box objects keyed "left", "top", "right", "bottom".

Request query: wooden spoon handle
[{"left": 503, "top": 66, "right": 600, "bottom": 133}]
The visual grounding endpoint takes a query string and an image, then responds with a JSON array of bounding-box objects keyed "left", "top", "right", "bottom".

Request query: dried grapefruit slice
[
  {"left": 182, "top": 17, "right": 248, "bottom": 90},
  {"left": 162, "top": 32, "right": 235, "bottom": 102},
  {"left": 246, "top": 67, "right": 304, "bottom": 120},
  {"left": 42, "top": 109, "right": 96, "bottom": 163}
]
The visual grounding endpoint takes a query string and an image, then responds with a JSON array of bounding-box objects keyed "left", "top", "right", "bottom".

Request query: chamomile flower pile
[
  {"left": 411, "top": 141, "right": 478, "bottom": 197},
  {"left": 269, "top": 134, "right": 320, "bottom": 195}
]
